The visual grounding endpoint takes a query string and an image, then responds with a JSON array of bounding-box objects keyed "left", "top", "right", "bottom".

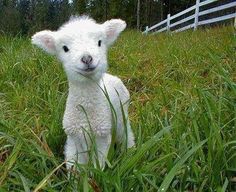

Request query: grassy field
[{"left": 0, "top": 26, "right": 235, "bottom": 191}]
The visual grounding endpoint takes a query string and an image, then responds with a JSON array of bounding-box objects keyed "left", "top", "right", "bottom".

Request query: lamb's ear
[
  {"left": 102, "top": 19, "right": 126, "bottom": 46},
  {"left": 31, "top": 30, "right": 56, "bottom": 55}
]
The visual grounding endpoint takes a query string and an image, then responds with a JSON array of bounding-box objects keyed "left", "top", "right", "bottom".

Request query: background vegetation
[
  {"left": 0, "top": 25, "right": 235, "bottom": 191},
  {"left": 0, "top": 0, "right": 235, "bottom": 36}
]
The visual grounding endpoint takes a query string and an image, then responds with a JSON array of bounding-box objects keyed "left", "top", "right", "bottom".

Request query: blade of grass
[
  {"left": 0, "top": 140, "right": 22, "bottom": 185},
  {"left": 118, "top": 126, "right": 171, "bottom": 176},
  {"left": 158, "top": 139, "right": 207, "bottom": 192},
  {"left": 217, "top": 178, "right": 229, "bottom": 192},
  {"left": 33, "top": 161, "right": 66, "bottom": 192}
]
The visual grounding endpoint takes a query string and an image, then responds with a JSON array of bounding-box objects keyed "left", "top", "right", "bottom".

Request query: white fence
[{"left": 143, "top": 0, "right": 236, "bottom": 34}]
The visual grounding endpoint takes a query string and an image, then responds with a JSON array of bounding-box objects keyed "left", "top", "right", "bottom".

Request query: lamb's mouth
[
  {"left": 73, "top": 66, "right": 97, "bottom": 74},
  {"left": 83, "top": 67, "right": 96, "bottom": 72}
]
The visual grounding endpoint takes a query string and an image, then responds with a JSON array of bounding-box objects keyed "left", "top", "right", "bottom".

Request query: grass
[{"left": 0, "top": 26, "right": 235, "bottom": 191}]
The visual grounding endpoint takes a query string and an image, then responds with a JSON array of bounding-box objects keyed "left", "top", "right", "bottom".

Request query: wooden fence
[{"left": 143, "top": 0, "right": 236, "bottom": 34}]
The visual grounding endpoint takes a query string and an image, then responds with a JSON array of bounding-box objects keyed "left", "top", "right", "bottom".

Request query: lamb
[{"left": 31, "top": 16, "right": 135, "bottom": 169}]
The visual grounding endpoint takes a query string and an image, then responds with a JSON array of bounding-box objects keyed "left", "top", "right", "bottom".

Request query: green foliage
[
  {"left": 74, "top": 0, "right": 87, "bottom": 14},
  {"left": 0, "top": 0, "right": 204, "bottom": 35},
  {"left": 0, "top": 0, "right": 72, "bottom": 35},
  {"left": 0, "top": 26, "right": 236, "bottom": 191}
]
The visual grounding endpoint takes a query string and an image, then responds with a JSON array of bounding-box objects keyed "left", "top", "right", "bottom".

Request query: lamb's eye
[
  {"left": 98, "top": 40, "right": 102, "bottom": 47},
  {"left": 63, "top": 45, "right": 69, "bottom": 52}
]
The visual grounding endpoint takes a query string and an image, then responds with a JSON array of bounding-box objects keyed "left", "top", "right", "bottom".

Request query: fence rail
[{"left": 143, "top": 0, "right": 236, "bottom": 34}]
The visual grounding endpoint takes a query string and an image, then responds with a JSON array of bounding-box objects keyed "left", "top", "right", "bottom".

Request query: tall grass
[{"left": 0, "top": 26, "right": 235, "bottom": 191}]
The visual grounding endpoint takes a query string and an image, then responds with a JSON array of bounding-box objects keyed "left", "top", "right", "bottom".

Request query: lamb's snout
[{"left": 81, "top": 54, "right": 93, "bottom": 65}]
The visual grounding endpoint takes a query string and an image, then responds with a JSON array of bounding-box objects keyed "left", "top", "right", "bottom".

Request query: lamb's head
[{"left": 32, "top": 16, "right": 126, "bottom": 83}]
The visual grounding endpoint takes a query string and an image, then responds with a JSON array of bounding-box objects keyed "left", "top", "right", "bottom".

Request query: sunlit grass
[{"left": 0, "top": 26, "right": 235, "bottom": 191}]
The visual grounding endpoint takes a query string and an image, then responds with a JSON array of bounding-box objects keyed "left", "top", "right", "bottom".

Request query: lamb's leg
[
  {"left": 126, "top": 119, "right": 135, "bottom": 148},
  {"left": 116, "top": 115, "right": 135, "bottom": 148},
  {"left": 94, "top": 134, "right": 111, "bottom": 169},
  {"left": 64, "top": 135, "right": 88, "bottom": 170},
  {"left": 123, "top": 102, "right": 135, "bottom": 148}
]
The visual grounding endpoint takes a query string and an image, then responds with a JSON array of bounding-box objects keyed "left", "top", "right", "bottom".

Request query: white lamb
[{"left": 31, "top": 16, "right": 135, "bottom": 169}]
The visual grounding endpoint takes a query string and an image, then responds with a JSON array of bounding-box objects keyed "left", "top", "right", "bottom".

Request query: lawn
[{"left": 0, "top": 26, "right": 235, "bottom": 191}]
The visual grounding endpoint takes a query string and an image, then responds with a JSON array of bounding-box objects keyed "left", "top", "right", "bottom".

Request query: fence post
[
  {"left": 194, "top": 0, "right": 200, "bottom": 30},
  {"left": 167, "top": 14, "right": 171, "bottom": 32},
  {"left": 145, "top": 26, "right": 149, "bottom": 35},
  {"left": 234, "top": 15, "right": 236, "bottom": 29}
]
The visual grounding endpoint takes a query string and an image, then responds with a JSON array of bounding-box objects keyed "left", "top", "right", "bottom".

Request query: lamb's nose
[{"left": 81, "top": 54, "right": 93, "bottom": 65}]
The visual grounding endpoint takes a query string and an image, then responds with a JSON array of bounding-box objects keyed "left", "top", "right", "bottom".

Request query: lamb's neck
[{"left": 68, "top": 80, "right": 103, "bottom": 97}]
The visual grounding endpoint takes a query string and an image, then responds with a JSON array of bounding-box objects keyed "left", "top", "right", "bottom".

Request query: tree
[
  {"left": 137, "top": 0, "right": 140, "bottom": 29},
  {"left": 0, "top": 0, "right": 21, "bottom": 35},
  {"left": 87, "top": 0, "right": 104, "bottom": 21},
  {"left": 74, "top": 0, "right": 87, "bottom": 14},
  {"left": 18, "top": 0, "right": 31, "bottom": 34},
  {"left": 0, "top": 0, "right": 205, "bottom": 35}
]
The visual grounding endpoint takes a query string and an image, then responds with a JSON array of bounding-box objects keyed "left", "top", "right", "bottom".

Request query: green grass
[{"left": 0, "top": 26, "right": 235, "bottom": 191}]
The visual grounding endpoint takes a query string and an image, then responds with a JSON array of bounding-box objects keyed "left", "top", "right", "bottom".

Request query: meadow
[{"left": 0, "top": 26, "right": 235, "bottom": 191}]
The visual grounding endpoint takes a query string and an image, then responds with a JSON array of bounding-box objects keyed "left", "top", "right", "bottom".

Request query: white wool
[{"left": 32, "top": 16, "right": 135, "bottom": 169}]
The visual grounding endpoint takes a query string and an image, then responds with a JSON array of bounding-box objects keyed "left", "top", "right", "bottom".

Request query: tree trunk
[
  {"left": 160, "top": 0, "right": 163, "bottom": 21},
  {"left": 137, "top": 0, "right": 140, "bottom": 30},
  {"left": 105, "top": 0, "right": 108, "bottom": 20}
]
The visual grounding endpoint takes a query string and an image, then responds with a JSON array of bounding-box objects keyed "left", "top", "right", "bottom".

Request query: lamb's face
[
  {"left": 32, "top": 17, "right": 126, "bottom": 83},
  {"left": 55, "top": 22, "right": 108, "bottom": 82}
]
